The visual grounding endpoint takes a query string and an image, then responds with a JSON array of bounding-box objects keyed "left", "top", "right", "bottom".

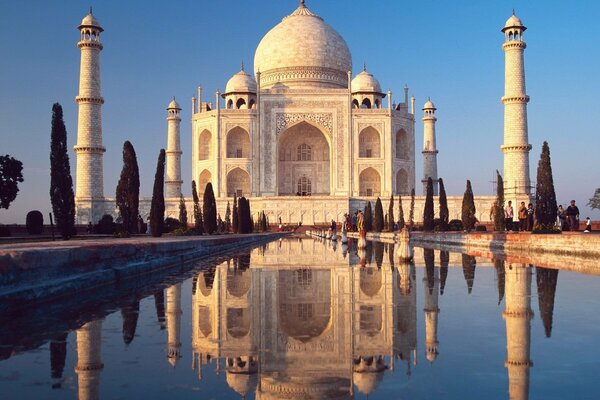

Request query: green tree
[
  {"left": 364, "top": 201, "right": 373, "bottom": 232},
  {"left": 0, "top": 154, "right": 24, "bottom": 209},
  {"left": 178, "top": 194, "right": 188, "bottom": 227},
  {"left": 49, "top": 103, "right": 75, "bottom": 239},
  {"left": 232, "top": 193, "right": 239, "bottom": 233},
  {"left": 397, "top": 194, "right": 405, "bottom": 230},
  {"left": 115, "top": 141, "right": 140, "bottom": 233},
  {"left": 423, "top": 177, "right": 434, "bottom": 231},
  {"left": 373, "top": 197, "right": 384, "bottom": 232},
  {"left": 494, "top": 170, "right": 505, "bottom": 231},
  {"left": 237, "top": 197, "right": 252, "bottom": 234},
  {"left": 149, "top": 149, "right": 166, "bottom": 237},
  {"left": 191, "top": 181, "right": 203, "bottom": 234},
  {"left": 224, "top": 201, "right": 231, "bottom": 232},
  {"left": 589, "top": 188, "right": 600, "bottom": 210},
  {"left": 438, "top": 178, "right": 449, "bottom": 231},
  {"left": 461, "top": 180, "right": 477, "bottom": 231},
  {"left": 408, "top": 188, "right": 415, "bottom": 231},
  {"left": 202, "top": 182, "right": 217, "bottom": 234},
  {"left": 534, "top": 141, "right": 558, "bottom": 227},
  {"left": 388, "top": 194, "right": 395, "bottom": 232}
]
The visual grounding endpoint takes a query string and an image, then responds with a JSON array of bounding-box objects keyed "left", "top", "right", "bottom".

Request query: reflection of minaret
[
  {"left": 50, "top": 333, "right": 68, "bottom": 389},
  {"left": 75, "top": 320, "right": 103, "bottom": 400},
  {"left": 439, "top": 250, "right": 449, "bottom": 295},
  {"left": 503, "top": 263, "right": 533, "bottom": 400},
  {"left": 535, "top": 267, "right": 559, "bottom": 337},
  {"left": 166, "top": 283, "right": 182, "bottom": 367},
  {"left": 154, "top": 290, "right": 166, "bottom": 330},
  {"left": 121, "top": 300, "right": 140, "bottom": 345},
  {"left": 423, "top": 249, "right": 439, "bottom": 362}
]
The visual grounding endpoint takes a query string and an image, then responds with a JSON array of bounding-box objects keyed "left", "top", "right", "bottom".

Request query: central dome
[{"left": 254, "top": 1, "right": 352, "bottom": 89}]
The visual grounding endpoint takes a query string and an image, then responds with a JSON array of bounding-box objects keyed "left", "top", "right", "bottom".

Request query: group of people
[
  {"left": 343, "top": 210, "right": 366, "bottom": 233},
  {"left": 498, "top": 199, "right": 592, "bottom": 232}
]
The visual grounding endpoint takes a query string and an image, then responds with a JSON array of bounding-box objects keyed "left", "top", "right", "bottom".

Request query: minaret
[
  {"left": 74, "top": 9, "right": 105, "bottom": 217},
  {"left": 501, "top": 12, "right": 531, "bottom": 206},
  {"left": 423, "top": 250, "right": 439, "bottom": 362},
  {"left": 75, "top": 320, "right": 103, "bottom": 400},
  {"left": 165, "top": 98, "right": 183, "bottom": 198},
  {"left": 166, "top": 283, "right": 182, "bottom": 367},
  {"left": 422, "top": 99, "right": 439, "bottom": 195},
  {"left": 503, "top": 263, "right": 533, "bottom": 400}
]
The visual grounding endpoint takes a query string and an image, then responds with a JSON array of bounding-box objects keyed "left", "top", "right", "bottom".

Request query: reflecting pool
[{"left": 1, "top": 237, "right": 599, "bottom": 399}]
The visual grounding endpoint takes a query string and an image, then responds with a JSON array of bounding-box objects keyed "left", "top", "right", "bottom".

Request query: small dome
[
  {"left": 353, "top": 371, "right": 384, "bottom": 395},
  {"left": 351, "top": 68, "right": 382, "bottom": 94},
  {"left": 79, "top": 11, "right": 103, "bottom": 31},
  {"left": 226, "top": 372, "right": 258, "bottom": 396},
  {"left": 225, "top": 68, "right": 257, "bottom": 94},
  {"left": 167, "top": 98, "right": 181, "bottom": 110},
  {"left": 423, "top": 99, "right": 436, "bottom": 110},
  {"left": 502, "top": 13, "right": 526, "bottom": 31}
]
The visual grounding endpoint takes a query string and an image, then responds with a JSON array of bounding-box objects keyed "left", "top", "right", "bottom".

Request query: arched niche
[
  {"left": 226, "top": 167, "right": 250, "bottom": 197},
  {"left": 359, "top": 305, "right": 382, "bottom": 337},
  {"left": 395, "top": 129, "right": 409, "bottom": 159},
  {"left": 359, "top": 167, "right": 381, "bottom": 197},
  {"left": 360, "top": 267, "right": 382, "bottom": 297},
  {"left": 226, "top": 127, "right": 250, "bottom": 158},
  {"left": 198, "top": 306, "right": 212, "bottom": 337},
  {"left": 198, "top": 129, "right": 211, "bottom": 160},
  {"left": 359, "top": 127, "right": 381, "bottom": 158},
  {"left": 396, "top": 169, "right": 409, "bottom": 195},
  {"left": 227, "top": 268, "right": 251, "bottom": 298},
  {"left": 198, "top": 170, "right": 211, "bottom": 197},
  {"left": 227, "top": 308, "right": 250, "bottom": 338}
]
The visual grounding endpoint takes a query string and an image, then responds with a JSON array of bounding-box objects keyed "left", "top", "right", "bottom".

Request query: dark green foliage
[
  {"left": 388, "top": 195, "right": 395, "bottom": 232},
  {"left": 26, "top": 210, "right": 44, "bottom": 234},
  {"left": 589, "top": 188, "right": 600, "bottom": 210},
  {"left": 191, "top": 181, "right": 204, "bottom": 234},
  {"left": 461, "top": 180, "right": 477, "bottom": 231},
  {"left": 494, "top": 259, "right": 505, "bottom": 305},
  {"left": 374, "top": 241, "right": 384, "bottom": 268},
  {"left": 224, "top": 201, "right": 231, "bottom": 232},
  {"left": 154, "top": 290, "right": 166, "bottom": 329},
  {"left": 179, "top": 194, "right": 188, "bottom": 227},
  {"left": 440, "top": 250, "right": 449, "bottom": 295},
  {"left": 373, "top": 197, "right": 384, "bottom": 232},
  {"left": 248, "top": 199, "right": 253, "bottom": 233},
  {"left": 149, "top": 149, "right": 166, "bottom": 237},
  {"left": 534, "top": 142, "right": 558, "bottom": 227},
  {"left": 261, "top": 211, "right": 268, "bottom": 232},
  {"left": 121, "top": 301, "right": 140, "bottom": 345},
  {"left": 94, "top": 214, "right": 115, "bottom": 234},
  {"left": 397, "top": 194, "right": 405, "bottom": 230},
  {"left": 448, "top": 219, "right": 463, "bottom": 231},
  {"left": 364, "top": 201, "right": 373, "bottom": 232},
  {"left": 408, "top": 188, "right": 415, "bottom": 230},
  {"left": 461, "top": 254, "right": 476, "bottom": 294},
  {"left": 115, "top": 141, "right": 140, "bottom": 234},
  {"left": 164, "top": 217, "right": 180, "bottom": 233},
  {"left": 423, "top": 177, "right": 434, "bottom": 231},
  {"left": 0, "top": 225, "right": 11, "bottom": 237},
  {"left": 424, "top": 248, "right": 435, "bottom": 294},
  {"left": 237, "top": 197, "right": 252, "bottom": 234},
  {"left": 438, "top": 178, "right": 449, "bottom": 231},
  {"left": 232, "top": 194, "right": 238, "bottom": 233},
  {"left": 494, "top": 171, "right": 505, "bottom": 231},
  {"left": 536, "top": 266, "right": 559, "bottom": 337},
  {"left": 49, "top": 103, "right": 75, "bottom": 239},
  {"left": 0, "top": 154, "right": 24, "bottom": 209},
  {"left": 202, "top": 182, "right": 217, "bottom": 234}
]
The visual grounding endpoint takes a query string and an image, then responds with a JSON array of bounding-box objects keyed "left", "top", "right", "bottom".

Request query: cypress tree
[
  {"left": 364, "top": 201, "right": 373, "bottom": 232},
  {"left": 224, "top": 201, "right": 231, "bottom": 232},
  {"left": 494, "top": 170, "right": 505, "bottom": 231},
  {"left": 373, "top": 197, "right": 384, "bottom": 232},
  {"left": 247, "top": 199, "right": 253, "bottom": 233},
  {"left": 388, "top": 194, "right": 395, "bottom": 232},
  {"left": 397, "top": 194, "right": 405, "bottom": 230},
  {"left": 261, "top": 211, "right": 268, "bottom": 232},
  {"left": 408, "top": 188, "right": 415, "bottom": 231},
  {"left": 191, "top": 180, "right": 204, "bottom": 234},
  {"left": 423, "top": 177, "right": 434, "bottom": 231},
  {"left": 232, "top": 193, "right": 238, "bottom": 233},
  {"left": 0, "top": 154, "right": 24, "bottom": 210},
  {"left": 462, "top": 254, "right": 476, "bottom": 294},
  {"left": 202, "top": 182, "right": 217, "bottom": 234},
  {"left": 534, "top": 141, "right": 558, "bottom": 227},
  {"left": 115, "top": 141, "right": 140, "bottom": 233},
  {"left": 461, "top": 180, "right": 477, "bottom": 231},
  {"left": 439, "top": 178, "right": 449, "bottom": 231},
  {"left": 149, "top": 149, "right": 166, "bottom": 237},
  {"left": 178, "top": 194, "right": 188, "bottom": 227},
  {"left": 237, "top": 197, "right": 250, "bottom": 234},
  {"left": 49, "top": 103, "right": 75, "bottom": 239}
]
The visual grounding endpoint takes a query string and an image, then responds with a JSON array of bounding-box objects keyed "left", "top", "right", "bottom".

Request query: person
[
  {"left": 87, "top": 221, "right": 93, "bottom": 234},
  {"left": 330, "top": 219, "right": 336, "bottom": 233},
  {"left": 504, "top": 201, "right": 514, "bottom": 232},
  {"left": 357, "top": 210, "right": 364, "bottom": 233},
  {"left": 526, "top": 203, "right": 534, "bottom": 231},
  {"left": 518, "top": 201, "right": 527, "bottom": 231},
  {"left": 489, "top": 203, "right": 496, "bottom": 223},
  {"left": 351, "top": 212, "right": 358, "bottom": 232},
  {"left": 584, "top": 217, "right": 592, "bottom": 233},
  {"left": 557, "top": 205, "right": 567, "bottom": 230},
  {"left": 566, "top": 200, "right": 580, "bottom": 231}
]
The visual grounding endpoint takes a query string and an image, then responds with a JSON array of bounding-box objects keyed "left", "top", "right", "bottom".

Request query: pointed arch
[
  {"left": 236, "top": 98, "right": 247, "bottom": 109},
  {"left": 198, "top": 170, "right": 211, "bottom": 196},
  {"left": 395, "top": 129, "right": 409, "bottom": 159},
  {"left": 226, "top": 167, "right": 250, "bottom": 197},
  {"left": 226, "top": 127, "right": 250, "bottom": 158},
  {"left": 359, "top": 127, "right": 381, "bottom": 158},
  {"left": 359, "top": 167, "right": 381, "bottom": 197},
  {"left": 396, "top": 169, "right": 409, "bottom": 195},
  {"left": 198, "top": 129, "right": 211, "bottom": 160}
]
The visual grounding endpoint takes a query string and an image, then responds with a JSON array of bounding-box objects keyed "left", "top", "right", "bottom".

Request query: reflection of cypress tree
[
  {"left": 365, "top": 241, "right": 373, "bottom": 265},
  {"left": 536, "top": 266, "right": 559, "bottom": 338},
  {"left": 424, "top": 249, "right": 435, "bottom": 294},
  {"left": 192, "top": 276, "right": 198, "bottom": 295},
  {"left": 121, "top": 300, "right": 140, "bottom": 344},
  {"left": 203, "top": 266, "right": 216, "bottom": 288},
  {"left": 461, "top": 254, "right": 476, "bottom": 294},
  {"left": 238, "top": 252, "right": 251, "bottom": 270},
  {"left": 439, "top": 251, "right": 449, "bottom": 295},
  {"left": 494, "top": 259, "right": 505, "bottom": 305},
  {"left": 50, "top": 332, "right": 68, "bottom": 388},
  {"left": 154, "top": 290, "right": 166, "bottom": 330},
  {"left": 388, "top": 243, "right": 395, "bottom": 268},
  {"left": 374, "top": 242, "right": 384, "bottom": 268}
]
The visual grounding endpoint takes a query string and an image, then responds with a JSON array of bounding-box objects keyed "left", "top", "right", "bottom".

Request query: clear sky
[{"left": 1, "top": 0, "right": 599, "bottom": 223}]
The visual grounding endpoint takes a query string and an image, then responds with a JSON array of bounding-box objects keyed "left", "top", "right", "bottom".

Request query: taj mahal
[{"left": 73, "top": 1, "right": 532, "bottom": 225}]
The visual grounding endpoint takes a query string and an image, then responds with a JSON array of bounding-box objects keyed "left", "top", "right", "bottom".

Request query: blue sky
[{"left": 1, "top": 0, "right": 599, "bottom": 223}]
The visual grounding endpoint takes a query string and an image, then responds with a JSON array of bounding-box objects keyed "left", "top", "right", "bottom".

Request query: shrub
[
  {"left": 373, "top": 197, "right": 384, "bottom": 232},
  {"left": 113, "top": 230, "right": 131, "bottom": 238},
  {"left": 26, "top": 210, "right": 44, "bottom": 234},
  {"left": 164, "top": 217, "right": 180, "bottom": 233},
  {"left": 475, "top": 225, "right": 487, "bottom": 232},
  {"left": 449, "top": 219, "right": 463, "bottom": 231},
  {"left": 172, "top": 227, "right": 195, "bottom": 236},
  {"left": 0, "top": 225, "right": 11, "bottom": 237},
  {"left": 94, "top": 214, "right": 115, "bottom": 234}
]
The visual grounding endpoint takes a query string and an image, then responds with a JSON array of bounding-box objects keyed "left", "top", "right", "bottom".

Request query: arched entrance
[
  {"left": 359, "top": 167, "right": 381, "bottom": 196},
  {"left": 226, "top": 168, "right": 250, "bottom": 197},
  {"left": 278, "top": 121, "right": 330, "bottom": 195},
  {"left": 226, "top": 127, "right": 250, "bottom": 158},
  {"left": 198, "top": 170, "right": 211, "bottom": 196},
  {"left": 396, "top": 169, "right": 408, "bottom": 194}
]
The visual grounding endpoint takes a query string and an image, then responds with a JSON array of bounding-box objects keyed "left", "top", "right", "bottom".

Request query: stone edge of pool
[{"left": 0, "top": 232, "right": 289, "bottom": 313}]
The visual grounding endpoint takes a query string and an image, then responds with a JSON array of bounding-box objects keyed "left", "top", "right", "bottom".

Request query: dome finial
[
  {"left": 89, "top": 6, "right": 93, "bottom": 14},
  {"left": 363, "top": 62, "right": 367, "bottom": 72},
  {"left": 300, "top": 0, "right": 305, "bottom": 6},
  {"left": 241, "top": 60, "right": 244, "bottom": 71},
  {"left": 512, "top": 8, "right": 515, "bottom": 15}
]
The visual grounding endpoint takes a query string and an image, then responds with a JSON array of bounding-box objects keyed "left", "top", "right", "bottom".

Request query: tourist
[
  {"left": 526, "top": 203, "right": 534, "bottom": 231},
  {"left": 489, "top": 203, "right": 496, "bottom": 223},
  {"left": 352, "top": 212, "right": 358, "bottom": 232},
  {"left": 357, "top": 210, "right": 364, "bottom": 233},
  {"left": 566, "top": 200, "right": 580, "bottom": 231},
  {"left": 518, "top": 201, "right": 527, "bottom": 231},
  {"left": 330, "top": 219, "right": 336, "bottom": 233},
  {"left": 557, "top": 205, "right": 567, "bottom": 230},
  {"left": 584, "top": 217, "right": 592, "bottom": 233},
  {"left": 504, "top": 201, "right": 514, "bottom": 231}
]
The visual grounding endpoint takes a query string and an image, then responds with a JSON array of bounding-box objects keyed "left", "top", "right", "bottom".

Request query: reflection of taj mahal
[{"left": 72, "top": 1, "right": 532, "bottom": 224}]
